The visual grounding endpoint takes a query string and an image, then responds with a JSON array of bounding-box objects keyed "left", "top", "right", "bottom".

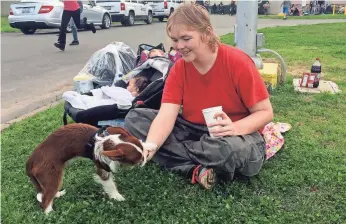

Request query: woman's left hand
[{"left": 208, "top": 111, "right": 238, "bottom": 137}]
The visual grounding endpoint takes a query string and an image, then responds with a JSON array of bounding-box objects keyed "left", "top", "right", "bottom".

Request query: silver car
[{"left": 8, "top": 0, "right": 112, "bottom": 34}]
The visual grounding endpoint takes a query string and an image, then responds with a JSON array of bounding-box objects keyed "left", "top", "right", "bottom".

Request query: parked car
[
  {"left": 149, "top": 0, "right": 183, "bottom": 22},
  {"left": 96, "top": 0, "right": 153, "bottom": 26},
  {"left": 148, "top": 0, "right": 182, "bottom": 21},
  {"left": 8, "top": 0, "right": 112, "bottom": 34}
]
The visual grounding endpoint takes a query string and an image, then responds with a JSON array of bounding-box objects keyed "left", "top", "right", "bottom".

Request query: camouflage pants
[{"left": 125, "top": 108, "right": 266, "bottom": 180}]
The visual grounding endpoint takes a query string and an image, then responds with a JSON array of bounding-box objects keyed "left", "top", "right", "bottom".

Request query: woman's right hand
[
  {"left": 145, "top": 149, "right": 157, "bottom": 161},
  {"left": 142, "top": 103, "right": 181, "bottom": 161},
  {"left": 141, "top": 142, "right": 158, "bottom": 161}
]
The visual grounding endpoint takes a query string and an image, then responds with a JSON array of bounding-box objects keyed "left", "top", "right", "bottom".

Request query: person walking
[
  {"left": 281, "top": 0, "right": 291, "bottom": 19},
  {"left": 55, "top": 0, "right": 96, "bottom": 51},
  {"left": 69, "top": 0, "right": 83, "bottom": 46},
  {"left": 229, "top": 1, "right": 236, "bottom": 16},
  {"left": 263, "top": 2, "right": 270, "bottom": 15}
]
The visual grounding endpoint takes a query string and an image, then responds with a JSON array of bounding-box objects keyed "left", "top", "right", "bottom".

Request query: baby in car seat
[
  {"left": 127, "top": 75, "right": 150, "bottom": 97},
  {"left": 148, "top": 49, "right": 165, "bottom": 58},
  {"left": 63, "top": 75, "right": 150, "bottom": 111}
]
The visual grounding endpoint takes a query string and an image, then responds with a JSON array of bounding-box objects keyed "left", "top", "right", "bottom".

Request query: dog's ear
[
  {"left": 106, "top": 127, "right": 131, "bottom": 136},
  {"left": 102, "top": 139, "right": 116, "bottom": 151},
  {"left": 102, "top": 147, "right": 125, "bottom": 161},
  {"left": 103, "top": 143, "right": 143, "bottom": 164},
  {"left": 121, "top": 135, "right": 143, "bottom": 150}
]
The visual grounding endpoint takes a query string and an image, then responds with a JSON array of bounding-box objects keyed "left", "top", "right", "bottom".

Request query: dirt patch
[
  {"left": 262, "top": 58, "right": 281, "bottom": 64},
  {"left": 288, "top": 64, "right": 310, "bottom": 78}
]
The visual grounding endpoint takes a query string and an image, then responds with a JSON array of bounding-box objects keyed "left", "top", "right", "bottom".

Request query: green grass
[
  {"left": 259, "top": 14, "right": 346, "bottom": 19},
  {"left": 2, "top": 23, "right": 346, "bottom": 223},
  {"left": 221, "top": 23, "right": 346, "bottom": 88},
  {"left": 1, "top": 16, "right": 18, "bottom": 32}
]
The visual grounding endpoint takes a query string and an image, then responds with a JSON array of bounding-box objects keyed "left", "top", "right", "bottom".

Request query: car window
[{"left": 87, "top": 0, "right": 96, "bottom": 6}]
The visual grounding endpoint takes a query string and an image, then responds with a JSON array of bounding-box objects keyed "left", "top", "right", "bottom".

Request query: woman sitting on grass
[{"left": 125, "top": 3, "right": 273, "bottom": 190}]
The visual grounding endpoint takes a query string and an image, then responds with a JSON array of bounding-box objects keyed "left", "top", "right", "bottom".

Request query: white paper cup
[{"left": 202, "top": 106, "right": 223, "bottom": 138}]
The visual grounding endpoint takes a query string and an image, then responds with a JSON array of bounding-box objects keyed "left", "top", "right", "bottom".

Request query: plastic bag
[{"left": 78, "top": 42, "right": 137, "bottom": 87}]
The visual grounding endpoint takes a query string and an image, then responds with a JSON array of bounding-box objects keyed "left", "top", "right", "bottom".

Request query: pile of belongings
[{"left": 62, "top": 42, "right": 181, "bottom": 127}]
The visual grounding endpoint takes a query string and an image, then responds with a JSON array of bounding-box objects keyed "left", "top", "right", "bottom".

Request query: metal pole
[
  {"left": 235, "top": 0, "right": 257, "bottom": 57},
  {"left": 234, "top": 0, "right": 263, "bottom": 69},
  {"left": 234, "top": 0, "right": 287, "bottom": 84}
]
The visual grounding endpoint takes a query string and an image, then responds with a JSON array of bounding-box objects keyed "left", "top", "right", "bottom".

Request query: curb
[
  {"left": 1, "top": 99, "right": 64, "bottom": 132},
  {"left": 1, "top": 83, "right": 73, "bottom": 132}
]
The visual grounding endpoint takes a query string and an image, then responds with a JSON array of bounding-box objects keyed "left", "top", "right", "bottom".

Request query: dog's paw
[
  {"left": 36, "top": 193, "right": 43, "bottom": 202},
  {"left": 93, "top": 174, "right": 102, "bottom": 184},
  {"left": 55, "top": 189, "right": 66, "bottom": 198},
  {"left": 44, "top": 204, "right": 54, "bottom": 215},
  {"left": 110, "top": 192, "right": 125, "bottom": 201}
]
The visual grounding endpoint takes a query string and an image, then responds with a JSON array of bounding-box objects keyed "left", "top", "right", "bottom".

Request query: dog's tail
[
  {"left": 26, "top": 158, "right": 43, "bottom": 194},
  {"left": 26, "top": 156, "right": 33, "bottom": 177}
]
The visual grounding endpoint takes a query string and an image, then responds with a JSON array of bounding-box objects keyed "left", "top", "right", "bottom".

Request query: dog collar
[{"left": 85, "top": 126, "right": 111, "bottom": 171}]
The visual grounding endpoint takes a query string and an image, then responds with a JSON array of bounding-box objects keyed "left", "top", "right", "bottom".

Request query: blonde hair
[{"left": 166, "top": 3, "right": 220, "bottom": 52}]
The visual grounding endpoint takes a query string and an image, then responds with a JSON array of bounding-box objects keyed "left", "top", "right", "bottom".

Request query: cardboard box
[{"left": 300, "top": 72, "right": 318, "bottom": 88}]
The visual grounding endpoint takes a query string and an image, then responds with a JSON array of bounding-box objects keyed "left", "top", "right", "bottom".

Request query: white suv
[
  {"left": 96, "top": 0, "right": 153, "bottom": 26},
  {"left": 148, "top": 0, "right": 182, "bottom": 22}
]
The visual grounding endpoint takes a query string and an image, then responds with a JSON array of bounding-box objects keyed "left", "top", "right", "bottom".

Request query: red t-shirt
[
  {"left": 162, "top": 44, "right": 269, "bottom": 126},
  {"left": 64, "top": 0, "right": 80, "bottom": 11}
]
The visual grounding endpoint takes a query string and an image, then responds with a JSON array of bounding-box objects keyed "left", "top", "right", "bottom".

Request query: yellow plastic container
[
  {"left": 73, "top": 73, "right": 93, "bottom": 81},
  {"left": 258, "top": 63, "right": 279, "bottom": 89},
  {"left": 73, "top": 73, "right": 94, "bottom": 94}
]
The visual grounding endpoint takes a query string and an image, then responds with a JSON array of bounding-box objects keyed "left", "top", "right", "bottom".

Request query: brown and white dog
[{"left": 26, "top": 123, "right": 154, "bottom": 215}]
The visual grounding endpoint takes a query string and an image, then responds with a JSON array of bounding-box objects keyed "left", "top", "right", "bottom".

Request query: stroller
[{"left": 63, "top": 43, "right": 174, "bottom": 127}]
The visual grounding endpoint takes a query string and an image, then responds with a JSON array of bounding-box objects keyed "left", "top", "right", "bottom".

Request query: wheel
[
  {"left": 100, "top": 13, "right": 111, "bottom": 29},
  {"left": 126, "top": 11, "right": 135, "bottom": 26},
  {"left": 158, "top": 16, "right": 164, "bottom": 22},
  {"left": 20, "top": 28, "right": 37, "bottom": 34},
  {"left": 169, "top": 8, "right": 174, "bottom": 17},
  {"left": 145, "top": 11, "right": 153, "bottom": 24}
]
